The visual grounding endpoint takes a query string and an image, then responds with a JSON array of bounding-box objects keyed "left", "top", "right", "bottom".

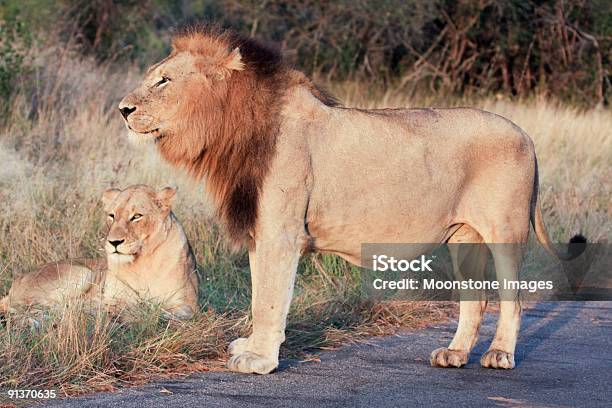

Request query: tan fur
[
  {"left": 119, "top": 28, "right": 584, "bottom": 374},
  {"left": 0, "top": 185, "right": 198, "bottom": 320}
]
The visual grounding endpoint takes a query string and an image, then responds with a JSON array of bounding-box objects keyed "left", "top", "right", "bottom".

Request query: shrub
[{"left": 0, "top": 4, "right": 32, "bottom": 117}]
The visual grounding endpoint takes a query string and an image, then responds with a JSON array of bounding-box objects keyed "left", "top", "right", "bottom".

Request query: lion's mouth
[
  {"left": 109, "top": 250, "right": 133, "bottom": 256},
  {"left": 127, "top": 124, "right": 160, "bottom": 137},
  {"left": 139, "top": 128, "right": 167, "bottom": 143},
  {"left": 106, "top": 245, "right": 136, "bottom": 256},
  {"left": 108, "top": 252, "right": 136, "bottom": 264}
]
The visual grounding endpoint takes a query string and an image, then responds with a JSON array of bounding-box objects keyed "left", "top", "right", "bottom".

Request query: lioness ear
[
  {"left": 156, "top": 186, "right": 177, "bottom": 210},
  {"left": 102, "top": 188, "right": 121, "bottom": 209}
]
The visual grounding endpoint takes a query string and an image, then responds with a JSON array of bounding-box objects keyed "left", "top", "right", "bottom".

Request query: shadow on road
[{"left": 471, "top": 302, "right": 581, "bottom": 367}]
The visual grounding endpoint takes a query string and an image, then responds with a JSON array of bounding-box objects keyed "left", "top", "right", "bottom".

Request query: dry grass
[{"left": 0, "top": 46, "right": 610, "bottom": 401}]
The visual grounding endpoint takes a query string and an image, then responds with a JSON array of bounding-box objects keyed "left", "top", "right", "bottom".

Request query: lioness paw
[
  {"left": 430, "top": 347, "right": 468, "bottom": 368},
  {"left": 228, "top": 337, "right": 249, "bottom": 356},
  {"left": 227, "top": 351, "right": 278, "bottom": 374},
  {"left": 480, "top": 349, "right": 515, "bottom": 369}
]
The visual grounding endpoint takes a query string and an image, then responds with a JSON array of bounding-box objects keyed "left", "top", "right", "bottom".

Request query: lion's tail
[{"left": 531, "top": 159, "right": 587, "bottom": 261}]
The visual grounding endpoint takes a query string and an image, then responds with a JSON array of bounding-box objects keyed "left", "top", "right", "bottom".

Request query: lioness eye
[
  {"left": 155, "top": 76, "right": 169, "bottom": 87},
  {"left": 108, "top": 213, "right": 114, "bottom": 220},
  {"left": 130, "top": 214, "right": 143, "bottom": 221}
]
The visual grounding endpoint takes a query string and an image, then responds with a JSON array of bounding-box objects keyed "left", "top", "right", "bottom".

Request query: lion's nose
[
  {"left": 109, "top": 239, "right": 125, "bottom": 248},
  {"left": 119, "top": 106, "right": 136, "bottom": 119}
]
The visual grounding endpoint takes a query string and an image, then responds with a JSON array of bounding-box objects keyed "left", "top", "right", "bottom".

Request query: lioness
[
  {"left": 118, "top": 28, "right": 585, "bottom": 374},
  {"left": 0, "top": 185, "right": 198, "bottom": 320}
]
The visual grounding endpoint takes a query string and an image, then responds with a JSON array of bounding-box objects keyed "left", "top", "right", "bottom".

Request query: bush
[
  {"left": 222, "top": 0, "right": 610, "bottom": 107},
  {"left": 1, "top": 0, "right": 610, "bottom": 107},
  {"left": 0, "top": 3, "right": 32, "bottom": 116}
]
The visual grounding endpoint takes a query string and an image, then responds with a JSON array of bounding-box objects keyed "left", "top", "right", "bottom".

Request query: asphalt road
[{"left": 46, "top": 301, "right": 611, "bottom": 408}]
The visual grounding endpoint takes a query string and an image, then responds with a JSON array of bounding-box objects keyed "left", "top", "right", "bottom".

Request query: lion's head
[
  {"left": 102, "top": 185, "right": 177, "bottom": 264},
  {"left": 118, "top": 33, "right": 246, "bottom": 146}
]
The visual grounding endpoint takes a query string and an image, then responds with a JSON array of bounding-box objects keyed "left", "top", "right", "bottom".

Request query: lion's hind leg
[
  {"left": 480, "top": 243, "right": 523, "bottom": 369},
  {"left": 4, "top": 263, "right": 96, "bottom": 312},
  {"left": 431, "top": 224, "right": 488, "bottom": 368}
]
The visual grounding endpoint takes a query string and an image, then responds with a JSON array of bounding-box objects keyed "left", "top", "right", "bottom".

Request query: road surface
[{"left": 46, "top": 301, "right": 611, "bottom": 407}]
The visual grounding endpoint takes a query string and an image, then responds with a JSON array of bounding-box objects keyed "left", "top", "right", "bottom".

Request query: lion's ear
[
  {"left": 210, "top": 48, "right": 244, "bottom": 80},
  {"left": 102, "top": 188, "right": 121, "bottom": 208},
  {"left": 156, "top": 185, "right": 177, "bottom": 210},
  {"left": 225, "top": 47, "right": 244, "bottom": 71}
]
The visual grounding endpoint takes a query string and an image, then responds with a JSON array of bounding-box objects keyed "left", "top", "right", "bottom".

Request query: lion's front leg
[
  {"left": 227, "top": 241, "right": 300, "bottom": 374},
  {"left": 227, "top": 248, "right": 258, "bottom": 358}
]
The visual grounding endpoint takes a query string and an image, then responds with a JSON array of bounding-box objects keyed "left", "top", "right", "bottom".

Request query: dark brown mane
[{"left": 158, "top": 28, "right": 337, "bottom": 249}]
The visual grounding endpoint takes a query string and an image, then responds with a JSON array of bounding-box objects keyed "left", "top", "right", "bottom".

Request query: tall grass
[{"left": 0, "top": 46, "right": 609, "bottom": 399}]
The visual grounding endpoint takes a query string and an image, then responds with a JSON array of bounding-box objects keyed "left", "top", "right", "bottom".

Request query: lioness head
[
  {"left": 102, "top": 185, "right": 177, "bottom": 264},
  {"left": 118, "top": 29, "right": 246, "bottom": 148}
]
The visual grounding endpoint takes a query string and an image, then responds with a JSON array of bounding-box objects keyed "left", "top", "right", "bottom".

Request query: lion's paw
[
  {"left": 228, "top": 337, "right": 249, "bottom": 356},
  {"left": 480, "top": 349, "right": 515, "bottom": 369},
  {"left": 430, "top": 347, "right": 468, "bottom": 368},
  {"left": 227, "top": 351, "right": 278, "bottom": 374}
]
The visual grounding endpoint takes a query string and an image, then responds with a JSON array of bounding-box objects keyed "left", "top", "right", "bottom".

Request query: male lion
[
  {"left": 0, "top": 185, "right": 198, "bottom": 320},
  {"left": 118, "top": 28, "right": 585, "bottom": 374}
]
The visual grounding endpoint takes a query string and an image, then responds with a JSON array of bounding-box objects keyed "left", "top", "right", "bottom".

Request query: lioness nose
[
  {"left": 109, "top": 239, "right": 125, "bottom": 248},
  {"left": 119, "top": 106, "right": 136, "bottom": 119}
]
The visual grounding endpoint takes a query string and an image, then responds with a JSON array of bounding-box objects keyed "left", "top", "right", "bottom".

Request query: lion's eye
[
  {"left": 155, "top": 76, "right": 170, "bottom": 88},
  {"left": 130, "top": 214, "right": 143, "bottom": 222},
  {"left": 108, "top": 214, "right": 114, "bottom": 220}
]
